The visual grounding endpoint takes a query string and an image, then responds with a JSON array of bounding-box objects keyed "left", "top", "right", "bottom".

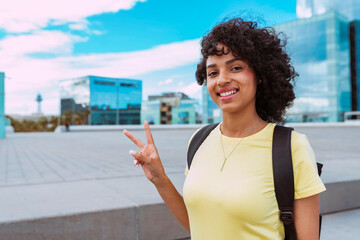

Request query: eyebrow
[{"left": 206, "top": 58, "right": 243, "bottom": 69}]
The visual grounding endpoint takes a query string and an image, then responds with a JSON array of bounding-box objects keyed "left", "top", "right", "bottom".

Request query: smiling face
[{"left": 206, "top": 45, "right": 258, "bottom": 115}]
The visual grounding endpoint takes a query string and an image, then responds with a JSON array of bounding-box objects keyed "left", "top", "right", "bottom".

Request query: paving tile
[
  {"left": 0, "top": 180, "right": 136, "bottom": 224},
  {"left": 321, "top": 208, "right": 360, "bottom": 240}
]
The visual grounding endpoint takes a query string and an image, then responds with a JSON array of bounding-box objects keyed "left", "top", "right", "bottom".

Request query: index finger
[
  {"left": 144, "top": 120, "right": 155, "bottom": 145},
  {"left": 123, "top": 129, "right": 145, "bottom": 149}
]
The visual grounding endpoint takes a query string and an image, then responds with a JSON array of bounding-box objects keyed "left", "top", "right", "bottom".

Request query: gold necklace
[{"left": 219, "top": 121, "right": 261, "bottom": 171}]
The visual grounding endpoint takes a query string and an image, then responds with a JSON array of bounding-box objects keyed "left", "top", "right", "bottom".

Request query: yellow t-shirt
[{"left": 183, "top": 123, "right": 326, "bottom": 240}]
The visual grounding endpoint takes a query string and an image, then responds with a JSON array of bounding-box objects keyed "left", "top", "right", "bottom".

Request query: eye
[
  {"left": 231, "top": 66, "right": 243, "bottom": 71},
  {"left": 207, "top": 71, "right": 218, "bottom": 77}
]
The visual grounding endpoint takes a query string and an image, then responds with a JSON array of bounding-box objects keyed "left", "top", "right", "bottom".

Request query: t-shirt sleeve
[
  {"left": 291, "top": 132, "right": 326, "bottom": 199},
  {"left": 185, "top": 128, "right": 202, "bottom": 176},
  {"left": 185, "top": 162, "right": 189, "bottom": 176}
]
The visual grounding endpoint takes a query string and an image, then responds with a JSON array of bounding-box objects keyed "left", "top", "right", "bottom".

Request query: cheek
[
  {"left": 207, "top": 81, "right": 219, "bottom": 101},
  {"left": 207, "top": 80, "right": 215, "bottom": 94},
  {"left": 243, "top": 77, "right": 257, "bottom": 94}
]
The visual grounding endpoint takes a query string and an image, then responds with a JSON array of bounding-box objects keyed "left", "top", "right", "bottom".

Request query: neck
[{"left": 220, "top": 107, "right": 267, "bottom": 138}]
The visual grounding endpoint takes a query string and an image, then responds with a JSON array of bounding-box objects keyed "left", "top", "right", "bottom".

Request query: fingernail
[
  {"left": 129, "top": 150, "right": 136, "bottom": 157},
  {"left": 133, "top": 159, "right": 138, "bottom": 166},
  {"left": 123, "top": 129, "right": 127, "bottom": 133}
]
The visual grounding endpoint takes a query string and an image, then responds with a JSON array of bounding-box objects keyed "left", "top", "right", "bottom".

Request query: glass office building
[
  {"left": 202, "top": 84, "right": 222, "bottom": 124},
  {"left": 350, "top": 20, "right": 360, "bottom": 111},
  {"left": 276, "top": 11, "right": 352, "bottom": 122},
  {"left": 60, "top": 76, "right": 142, "bottom": 125},
  {"left": 141, "top": 92, "right": 197, "bottom": 124},
  {"left": 0, "top": 72, "right": 5, "bottom": 138},
  {"left": 197, "top": 0, "right": 359, "bottom": 122},
  {"left": 297, "top": 0, "right": 360, "bottom": 21}
]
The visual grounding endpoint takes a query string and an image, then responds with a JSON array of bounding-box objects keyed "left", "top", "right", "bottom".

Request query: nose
[{"left": 217, "top": 71, "right": 230, "bottom": 86}]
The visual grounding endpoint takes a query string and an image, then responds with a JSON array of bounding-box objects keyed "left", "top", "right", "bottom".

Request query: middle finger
[{"left": 144, "top": 121, "right": 155, "bottom": 145}]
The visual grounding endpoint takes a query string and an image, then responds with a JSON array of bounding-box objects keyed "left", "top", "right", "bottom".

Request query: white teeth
[{"left": 219, "top": 90, "right": 237, "bottom": 97}]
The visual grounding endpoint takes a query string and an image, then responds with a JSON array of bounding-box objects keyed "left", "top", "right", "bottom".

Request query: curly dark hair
[{"left": 196, "top": 18, "right": 297, "bottom": 123}]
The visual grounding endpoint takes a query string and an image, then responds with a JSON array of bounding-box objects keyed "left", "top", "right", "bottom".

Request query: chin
[
  {"left": 219, "top": 101, "right": 254, "bottom": 115},
  {"left": 218, "top": 104, "right": 241, "bottom": 114}
]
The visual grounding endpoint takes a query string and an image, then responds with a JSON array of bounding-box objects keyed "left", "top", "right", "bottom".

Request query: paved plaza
[
  {"left": 1, "top": 124, "right": 359, "bottom": 187},
  {"left": 0, "top": 124, "right": 359, "bottom": 239},
  {"left": 0, "top": 128, "right": 194, "bottom": 188}
]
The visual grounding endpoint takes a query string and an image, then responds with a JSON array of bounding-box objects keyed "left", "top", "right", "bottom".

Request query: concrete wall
[
  {"left": 0, "top": 204, "right": 190, "bottom": 240},
  {"left": 1, "top": 180, "right": 359, "bottom": 240}
]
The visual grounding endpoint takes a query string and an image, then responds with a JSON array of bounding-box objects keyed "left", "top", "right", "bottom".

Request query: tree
[
  {"left": 7, "top": 115, "right": 59, "bottom": 132},
  {"left": 38, "top": 117, "right": 48, "bottom": 131},
  {"left": 48, "top": 116, "right": 58, "bottom": 131}
]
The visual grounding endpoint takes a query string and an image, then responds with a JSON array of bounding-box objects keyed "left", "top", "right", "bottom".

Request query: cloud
[
  {"left": 0, "top": 30, "right": 87, "bottom": 56},
  {"left": 296, "top": 0, "right": 329, "bottom": 18},
  {"left": 68, "top": 20, "right": 90, "bottom": 31},
  {"left": 52, "top": 39, "right": 201, "bottom": 77},
  {"left": 288, "top": 97, "right": 329, "bottom": 114},
  {"left": 158, "top": 78, "right": 174, "bottom": 86},
  {"left": 1, "top": 38, "right": 201, "bottom": 114},
  {"left": 0, "top": 0, "right": 202, "bottom": 115},
  {"left": 68, "top": 20, "right": 104, "bottom": 35},
  {"left": 0, "top": 0, "right": 146, "bottom": 33},
  {"left": 180, "top": 82, "right": 202, "bottom": 99},
  {"left": 296, "top": 0, "right": 313, "bottom": 18},
  {"left": 294, "top": 60, "right": 329, "bottom": 95}
]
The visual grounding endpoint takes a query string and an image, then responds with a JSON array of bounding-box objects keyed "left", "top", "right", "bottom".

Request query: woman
[{"left": 123, "top": 18, "right": 326, "bottom": 240}]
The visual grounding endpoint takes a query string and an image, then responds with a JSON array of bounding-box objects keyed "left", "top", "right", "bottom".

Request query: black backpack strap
[
  {"left": 317, "top": 162, "right": 323, "bottom": 239},
  {"left": 272, "top": 125, "right": 296, "bottom": 240},
  {"left": 317, "top": 162, "right": 323, "bottom": 176},
  {"left": 187, "top": 123, "right": 219, "bottom": 169}
]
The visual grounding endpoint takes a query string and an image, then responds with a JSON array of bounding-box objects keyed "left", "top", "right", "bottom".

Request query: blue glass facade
[
  {"left": 276, "top": 11, "right": 351, "bottom": 121},
  {"left": 141, "top": 100, "right": 161, "bottom": 124},
  {"left": 356, "top": 21, "right": 360, "bottom": 110},
  {"left": 202, "top": 84, "right": 222, "bottom": 124},
  {"left": 60, "top": 76, "right": 142, "bottom": 125},
  {"left": 0, "top": 72, "right": 5, "bottom": 138},
  {"left": 350, "top": 20, "right": 360, "bottom": 111},
  {"left": 141, "top": 92, "right": 197, "bottom": 124},
  {"left": 297, "top": 0, "right": 360, "bottom": 21}
]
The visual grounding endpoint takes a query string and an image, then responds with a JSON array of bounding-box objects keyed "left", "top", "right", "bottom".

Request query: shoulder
[
  {"left": 289, "top": 130, "right": 326, "bottom": 198},
  {"left": 187, "top": 127, "right": 202, "bottom": 148},
  {"left": 290, "top": 130, "right": 315, "bottom": 160},
  {"left": 286, "top": 128, "right": 319, "bottom": 176},
  {"left": 187, "top": 124, "right": 220, "bottom": 148},
  {"left": 291, "top": 130, "right": 311, "bottom": 147},
  {"left": 185, "top": 124, "right": 220, "bottom": 175}
]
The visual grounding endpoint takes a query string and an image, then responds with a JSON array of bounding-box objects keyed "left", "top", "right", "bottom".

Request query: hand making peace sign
[{"left": 123, "top": 120, "right": 166, "bottom": 185}]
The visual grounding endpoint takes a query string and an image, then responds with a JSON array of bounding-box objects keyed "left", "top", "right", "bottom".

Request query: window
[
  {"left": 120, "top": 83, "right": 137, "bottom": 87},
  {"left": 94, "top": 80, "right": 115, "bottom": 86}
]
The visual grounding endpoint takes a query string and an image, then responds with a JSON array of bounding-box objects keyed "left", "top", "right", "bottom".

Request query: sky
[{"left": 0, "top": 0, "right": 298, "bottom": 115}]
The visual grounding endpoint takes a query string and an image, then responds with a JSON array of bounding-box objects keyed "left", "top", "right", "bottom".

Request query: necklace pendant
[{"left": 220, "top": 158, "right": 227, "bottom": 172}]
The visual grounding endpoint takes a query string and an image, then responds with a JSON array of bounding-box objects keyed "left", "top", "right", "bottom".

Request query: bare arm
[
  {"left": 293, "top": 194, "right": 320, "bottom": 240},
  {"left": 155, "top": 175, "right": 190, "bottom": 231},
  {"left": 123, "top": 121, "right": 190, "bottom": 231}
]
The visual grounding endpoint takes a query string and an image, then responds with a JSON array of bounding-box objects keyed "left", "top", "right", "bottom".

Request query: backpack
[{"left": 187, "top": 124, "right": 323, "bottom": 240}]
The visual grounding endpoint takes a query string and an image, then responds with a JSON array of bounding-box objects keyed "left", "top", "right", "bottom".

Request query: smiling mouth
[{"left": 217, "top": 89, "right": 239, "bottom": 97}]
